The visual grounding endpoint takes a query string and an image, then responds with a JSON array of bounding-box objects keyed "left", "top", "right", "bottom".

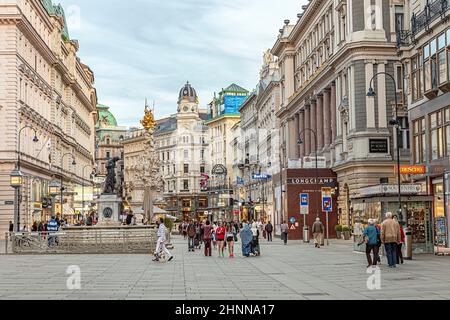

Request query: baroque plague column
[{"left": 133, "top": 105, "right": 163, "bottom": 223}]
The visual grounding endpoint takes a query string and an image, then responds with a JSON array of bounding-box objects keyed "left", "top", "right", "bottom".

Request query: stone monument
[
  {"left": 97, "top": 157, "right": 122, "bottom": 226},
  {"left": 130, "top": 102, "right": 163, "bottom": 223}
]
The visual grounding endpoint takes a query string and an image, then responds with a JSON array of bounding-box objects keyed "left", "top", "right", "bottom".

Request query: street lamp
[
  {"left": 49, "top": 180, "right": 60, "bottom": 218},
  {"left": 10, "top": 169, "right": 23, "bottom": 232},
  {"left": 82, "top": 165, "right": 95, "bottom": 221},
  {"left": 12, "top": 125, "right": 39, "bottom": 232},
  {"left": 367, "top": 72, "right": 404, "bottom": 225},
  {"left": 60, "top": 153, "right": 76, "bottom": 221}
]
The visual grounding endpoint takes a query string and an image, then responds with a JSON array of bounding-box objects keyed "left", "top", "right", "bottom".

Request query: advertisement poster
[
  {"left": 224, "top": 95, "right": 247, "bottom": 114},
  {"left": 435, "top": 216, "right": 447, "bottom": 247}
]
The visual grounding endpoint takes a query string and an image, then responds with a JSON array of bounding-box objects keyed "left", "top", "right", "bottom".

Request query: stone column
[
  {"left": 294, "top": 113, "right": 300, "bottom": 159},
  {"left": 323, "top": 89, "right": 332, "bottom": 147},
  {"left": 331, "top": 83, "right": 337, "bottom": 142},
  {"left": 288, "top": 117, "right": 297, "bottom": 159},
  {"left": 304, "top": 107, "right": 311, "bottom": 156},
  {"left": 299, "top": 111, "right": 305, "bottom": 157},
  {"left": 316, "top": 94, "right": 324, "bottom": 150},
  {"left": 310, "top": 99, "right": 317, "bottom": 155}
]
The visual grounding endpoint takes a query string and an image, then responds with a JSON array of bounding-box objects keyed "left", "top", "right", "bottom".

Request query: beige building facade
[
  {"left": 0, "top": 0, "right": 98, "bottom": 236},
  {"left": 272, "top": 0, "right": 410, "bottom": 227}
]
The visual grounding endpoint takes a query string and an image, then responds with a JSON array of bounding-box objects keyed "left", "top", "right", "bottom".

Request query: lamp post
[
  {"left": 10, "top": 170, "right": 23, "bottom": 232},
  {"left": 298, "top": 128, "right": 324, "bottom": 243},
  {"left": 82, "top": 165, "right": 94, "bottom": 221},
  {"left": 367, "top": 72, "right": 404, "bottom": 225},
  {"left": 60, "top": 153, "right": 76, "bottom": 221},
  {"left": 49, "top": 180, "right": 60, "bottom": 218},
  {"left": 11, "top": 125, "right": 39, "bottom": 232}
]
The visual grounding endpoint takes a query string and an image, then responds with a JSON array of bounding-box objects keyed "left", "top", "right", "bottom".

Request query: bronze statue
[{"left": 103, "top": 157, "right": 120, "bottom": 194}]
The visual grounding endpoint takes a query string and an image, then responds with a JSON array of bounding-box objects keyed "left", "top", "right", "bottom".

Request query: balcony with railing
[
  {"left": 411, "top": 0, "right": 449, "bottom": 36},
  {"left": 397, "top": 0, "right": 449, "bottom": 49}
]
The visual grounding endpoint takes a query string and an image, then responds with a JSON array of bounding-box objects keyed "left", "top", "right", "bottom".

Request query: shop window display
[
  {"left": 406, "top": 202, "right": 433, "bottom": 254},
  {"left": 352, "top": 200, "right": 434, "bottom": 254},
  {"left": 434, "top": 183, "right": 447, "bottom": 248}
]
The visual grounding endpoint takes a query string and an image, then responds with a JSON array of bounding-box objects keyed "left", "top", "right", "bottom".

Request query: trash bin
[
  {"left": 404, "top": 227, "right": 413, "bottom": 260},
  {"left": 303, "top": 227, "right": 310, "bottom": 243}
]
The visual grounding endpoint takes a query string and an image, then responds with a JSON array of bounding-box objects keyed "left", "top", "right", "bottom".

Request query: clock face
[
  {"left": 183, "top": 106, "right": 189, "bottom": 112},
  {"left": 184, "top": 90, "right": 188, "bottom": 95}
]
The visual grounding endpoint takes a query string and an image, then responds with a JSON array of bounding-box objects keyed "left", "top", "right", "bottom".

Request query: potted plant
[
  {"left": 335, "top": 225, "right": 343, "bottom": 239},
  {"left": 342, "top": 226, "right": 351, "bottom": 240}
]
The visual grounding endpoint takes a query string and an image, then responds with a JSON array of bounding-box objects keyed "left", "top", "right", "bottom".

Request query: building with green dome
[{"left": 95, "top": 104, "right": 127, "bottom": 178}]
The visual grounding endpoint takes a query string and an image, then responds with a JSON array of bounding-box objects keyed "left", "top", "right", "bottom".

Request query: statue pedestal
[{"left": 97, "top": 194, "right": 122, "bottom": 226}]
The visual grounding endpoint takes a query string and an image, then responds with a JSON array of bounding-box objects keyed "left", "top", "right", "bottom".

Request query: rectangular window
[
  {"left": 430, "top": 39, "right": 437, "bottom": 56},
  {"left": 438, "top": 33, "right": 446, "bottom": 50},
  {"left": 424, "top": 59, "right": 431, "bottom": 92},
  {"left": 431, "top": 56, "right": 438, "bottom": 89},
  {"left": 446, "top": 124, "right": 450, "bottom": 157},
  {"left": 396, "top": 65, "right": 403, "bottom": 91},
  {"left": 438, "top": 51, "right": 447, "bottom": 84},
  {"left": 200, "top": 166, "right": 205, "bottom": 174},
  {"left": 430, "top": 111, "right": 445, "bottom": 161},
  {"left": 184, "top": 164, "right": 189, "bottom": 174},
  {"left": 413, "top": 118, "right": 426, "bottom": 164},
  {"left": 184, "top": 150, "right": 188, "bottom": 159},
  {"left": 424, "top": 43, "right": 430, "bottom": 60},
  {"left": 183, "top": 180, "right": 189, "bottom": 191}
]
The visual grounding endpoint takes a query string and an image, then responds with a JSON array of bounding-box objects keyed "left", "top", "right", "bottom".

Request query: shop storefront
[{"left": 352, "top": 184, "right": 434, "bottom": 254}]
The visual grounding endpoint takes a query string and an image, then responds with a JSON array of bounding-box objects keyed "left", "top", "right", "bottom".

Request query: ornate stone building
[
  {"left": 272, "top": 0, "right": 410, "bottom": 232},
  {"left": 0, "top": 0, "right": 98, "bottom": 236},
  {"left": 397, "top": 0, "right": 450, "bottom": 252},
  {"left": 206, "top": 84, "right": 249, "bottom": 220},
  {"left": 122, "top": 83, "right": 210, "bottom": 221},
  {"left": 155, "top": 82, "right": 210, "bottom": 220},
  {"left": 234, "top": 51, "right": 281, "bottom": 225}
]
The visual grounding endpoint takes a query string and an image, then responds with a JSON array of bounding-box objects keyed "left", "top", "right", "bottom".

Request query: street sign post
[
  {"left": 322, "top": 188, "right": 333, "bottom": 246},
  {"left": 300, "top": 194, "right": 309, "bottom": 215}
]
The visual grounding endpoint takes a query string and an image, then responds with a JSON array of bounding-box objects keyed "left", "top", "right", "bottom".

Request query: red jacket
[
  {"left": 399, "top": 226, "right": 405, "bottom": 243},
  {"left": 216, "top": 227, "right": 225, "bottom": 241}
]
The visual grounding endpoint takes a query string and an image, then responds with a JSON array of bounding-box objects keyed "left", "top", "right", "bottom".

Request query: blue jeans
[
  {"left": 385, "top": 243, "right": 398, "bottom": 267},
  {"left": 188, "top": 237, "right": 195, "bottom": 250}
]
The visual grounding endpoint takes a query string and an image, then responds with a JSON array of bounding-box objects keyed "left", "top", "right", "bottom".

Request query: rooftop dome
[
  {"left": 96, "top": 104, "right": 118, "bottom": 128},
  {"left": 178, "top": 81, "right": 198, "bottom": 104}
]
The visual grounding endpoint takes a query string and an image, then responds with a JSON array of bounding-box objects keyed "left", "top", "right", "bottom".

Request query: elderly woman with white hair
[{"left": 363, "top": 219, "right": 381, "bottom": 268}]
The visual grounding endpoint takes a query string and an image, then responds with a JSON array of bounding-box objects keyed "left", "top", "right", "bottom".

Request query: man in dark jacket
[
  {"left": 312, "top": 218, "right": 325, "bottom": 248},
  {"left": 265, "top": 221, "right": 273, "bottom": 242},
  {"left": 9, "top": 221, "right": 14, "bottom": 232}
]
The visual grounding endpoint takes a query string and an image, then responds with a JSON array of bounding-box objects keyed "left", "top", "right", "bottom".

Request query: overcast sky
[{"left": 58, "top": 0, "right": 306, "bottom": 127}]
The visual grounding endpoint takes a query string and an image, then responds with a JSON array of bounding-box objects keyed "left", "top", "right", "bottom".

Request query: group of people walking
[
  {"left": 363, "top": 212, "right": 405, "bottom": 269},
  {"left": 180, "top": 220, "right": 276, "bottom": 258}
]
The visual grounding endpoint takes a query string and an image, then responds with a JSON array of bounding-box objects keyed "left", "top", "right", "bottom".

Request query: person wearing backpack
[
  {"left": 265, "top": 221, "right": 273, "bottom": 242},
  {"left": 202, "top": 221, "right": 213, "bottom": 257},
  {"left": 364, "top": 219, "right": 381, "bottom": 268},
  {"left": 187, "top": 220, "right": 196, "bottom": 252}
]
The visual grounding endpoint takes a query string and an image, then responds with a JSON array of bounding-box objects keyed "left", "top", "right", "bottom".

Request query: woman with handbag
[{"left": 363, "top": 219, "right": 381, "bottom": 268}]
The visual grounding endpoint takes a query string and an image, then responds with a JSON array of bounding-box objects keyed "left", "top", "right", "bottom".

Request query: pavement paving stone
[{"left": 1, "top": 236, "right": 449, "bottom": 300}]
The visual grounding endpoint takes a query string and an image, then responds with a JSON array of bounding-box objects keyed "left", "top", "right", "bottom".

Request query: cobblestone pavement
[{"left": 0, "top": 236, "right": 449, "bottom": 300}]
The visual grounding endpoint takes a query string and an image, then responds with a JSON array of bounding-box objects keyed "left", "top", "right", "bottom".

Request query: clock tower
[{"left": 177, "top": 81, "right": 199, "bottom": 116}]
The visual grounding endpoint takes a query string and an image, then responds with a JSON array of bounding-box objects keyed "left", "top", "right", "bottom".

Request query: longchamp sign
[{"left": 287, "top": 177, "right": 337, "bottom": 185}]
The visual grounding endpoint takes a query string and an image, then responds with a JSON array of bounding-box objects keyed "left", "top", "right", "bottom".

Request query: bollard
[
  {"left": 303, "top": 227, "right": 310, "bottom": 243},
  {"left": 404, "top": 227, "right": 413, "bottom": 260}
]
